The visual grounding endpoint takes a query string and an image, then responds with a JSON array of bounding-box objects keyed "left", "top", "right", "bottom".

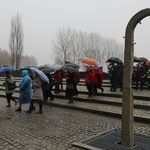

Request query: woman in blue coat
[{"left": 15, "top": 70, "right": 32, "bottom": 111}]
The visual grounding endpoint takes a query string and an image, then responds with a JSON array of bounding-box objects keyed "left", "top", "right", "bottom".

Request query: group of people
[
  {"left": 84, "top": 66, "right": 104, "bottom": 98},
  {"left": 4, "top": 64, "right": 106, "bottom": 111},
  {"left": 4, "top": 70, "right": 45, "bottom": 114},
  {"left": 3, "top": 68, "right": 81, "bottom": 113},
  {"left": 132, "top": 61, "right": 150, "bottom": 90},
  {"left": 108, "top": 60, "right": 150, "bottom": 91},
  {"left": 3, "top": 60, "right": 150, "bottom": 113}
]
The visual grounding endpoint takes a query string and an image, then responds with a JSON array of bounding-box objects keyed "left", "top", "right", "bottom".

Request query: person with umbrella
[
  {"left": 25, "top": 71, "right": 44, "bottom": 114},
  {"left": 108, "top": 62, "right": 115, "bottom": 91},
  {"left": 42, "top": 73, "right": 54, "bottom": 101},
  {"left": 85, "top": 66, "right": 95, "bottom": 98},
  {"left": 15, "top": 70, "right": 32, "bottom": 112},
  {"left": 135, "top": 63, "right": 146, "bottom": 90},
  {"left": 113, "top": 63, "right": 124, "bottom": 92},
  {"left": 3, "top": 71, "right": 18, "bottom": 107}
]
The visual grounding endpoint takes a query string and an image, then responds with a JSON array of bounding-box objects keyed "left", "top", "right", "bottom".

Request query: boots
[
  {"left": 25, "top": 101, "right": 35, "bottom": 114},
  {"left": 68, "top": 97, "right": 73, "bottom": 104},
  {"left": 15, "top": 107, "right": 21, "bottom": 112},
  {"left": 36, "top": 100, "right": 43, "bottom": 114},
  {"left": 5, "top": 102, "right": 11, "bottom": 107}
]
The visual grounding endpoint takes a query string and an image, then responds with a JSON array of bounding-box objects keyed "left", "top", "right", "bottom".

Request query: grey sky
[{"left": 0, "top": 0, "right": 150, "bottom": 65}]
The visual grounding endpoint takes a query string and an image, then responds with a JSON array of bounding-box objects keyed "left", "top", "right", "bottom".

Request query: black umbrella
[
  {"left": 106, "top": 57, "right": 123, "bottom": 64},
  {"left": 61, "top": 66, "right": 78, "bottom": 73},
  {"left": 42, "top": 67, "right": 54, "bottom": 73},
  {"left": 139, "top": 57, "right": 148, "bottom": 62},
  {"left": 134, "top": 56, "right": 142, "bottom": 62},
  {"left": 65, "top": 62, "right": 80, "bottom": 69}
]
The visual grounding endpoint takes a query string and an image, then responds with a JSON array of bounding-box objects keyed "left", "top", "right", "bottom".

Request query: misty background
[{"left": 0, "top": 0, "right": 150, "bottom": 71}]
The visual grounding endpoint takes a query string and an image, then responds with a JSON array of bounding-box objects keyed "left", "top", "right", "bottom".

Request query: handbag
[{"left": 8, "top": 81, "right": 17, "bottom": 90}]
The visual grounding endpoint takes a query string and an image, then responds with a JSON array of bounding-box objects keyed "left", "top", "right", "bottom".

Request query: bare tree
[
  {"left": 52, "top": 27, "right": 123, "bottom": 71},
  {"left": 9, "top": 13, "right": 24, "bottom": 69},
  {"left": 52, "top": 27, "right": 75, "bottom": 65}
]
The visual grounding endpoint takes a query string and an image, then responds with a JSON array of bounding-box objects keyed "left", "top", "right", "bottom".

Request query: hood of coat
[{"left": 22, "top": 70, "right": 29, "bottom": 77}]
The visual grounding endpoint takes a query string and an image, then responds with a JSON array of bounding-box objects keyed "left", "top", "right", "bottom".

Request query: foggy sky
[{"left": 0, "top": 0, "right": 150, "bottom": 65}]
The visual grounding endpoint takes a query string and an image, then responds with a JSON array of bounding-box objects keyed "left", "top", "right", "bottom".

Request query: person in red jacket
[
  {"left": 94, "top": 67, "right": 104, "bottom": 95},
  {"left": 85, "top": 67, "right": 95, "bottom": 98},
  {"left": 53, "top": 71, "right": 62, "bottom": 94}
]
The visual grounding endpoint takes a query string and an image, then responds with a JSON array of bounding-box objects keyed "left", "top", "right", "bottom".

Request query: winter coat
[
  {"left": 74, "top": 72, "right": 80, "bottom": 84},
  {"left": 19, "top": 70, "right": 32, "bottom": 104},
  {"left": 95, "top": 69, "right": 104, "bottom": 87},
  {"left": 32, "top": 77, "right": 43, "bottom": 100},
  {"left": 85, "top": 72, "right": 95, "bottom": 86},
  {"left": 114, "top": 64, "right": 123, "bottom": 80},
  {"left": 54, "top": 71, "right": 62, "bottom": 84},
  {"left": 4, "top": 74, "right": 15, "bottom": 94},
  {"left": 137, "top": 65, "right": 145, "bottom": 81},
  {"left": 65, "top": 72, "right": 75, "bottom": 98}
]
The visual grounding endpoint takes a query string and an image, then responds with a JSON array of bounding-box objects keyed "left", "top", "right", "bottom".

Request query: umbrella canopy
[
  {"left": 0, "top": 66, "right": 13, "bottom": 73},
  {"left": 134, "top": 56, "right": 142, "bottom": 62},
  {"left": 49, "top": 64, "right": 62, "bottom": 71},
  {"left": 139, "top": 57, "right": 148, "bottom": 62},
  {"left": 65, "top": 62, "right": 80, "bottom": 69},
  {"left": 29, "top": 67, "right": 49, "bottom": 84},
  {"left": 106, "top": 57, "right": 123, "bottom": 64},
  {"left": 61, "top": 66, "right": 78, "bottom": 73},
  {"left": 80, "top": 57, "right": 97, "bottom": 65},
  {"left": 96, "top": 61, "right": 102, "bottom": 68},
  {"left": 38, "top": 65, "right": 49, "bottom": 70},
  {"left": 42, "top": 67, "right": 54, "bottom": 73},
  {"left": 84, "top": 64, "right": 95, "bottom": 68}
]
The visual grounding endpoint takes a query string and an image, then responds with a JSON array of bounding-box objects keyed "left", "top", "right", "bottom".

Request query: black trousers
[
  {"left": 43, "top": 90, "right": 54, "bottom": 100},
  {"left": 29, "top": 99, "right": 43, "bottom": 112},
  {"left": 55, "top": 83, "right": 60, "bottom": 93},
  {"left": 6, "top": 93, "right": 15, "bottom": 103},
  {"left": 87, "top": 85, "right": 94, "bottom": 96}
]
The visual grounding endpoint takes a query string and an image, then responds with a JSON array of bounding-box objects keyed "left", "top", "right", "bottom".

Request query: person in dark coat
[
  {"left": 108, "top": 63, "right": 115, "bottom": 91},
  {"left": 113, "top": 63, "right": 123, "bottom": 92},
  {"left": 135, "top": 63, "right": 145, "bottom": 90},
  {"left": 65, "top": 71, "right": 75, "bottom": 103},
  {"left": 74, "top": 71, "right": 80, "bottom": 96},
  {"left": 42, "top": 73, "right": 54, "bottom": 101}
]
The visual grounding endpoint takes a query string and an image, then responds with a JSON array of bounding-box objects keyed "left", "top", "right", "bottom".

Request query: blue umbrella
[
  {"left": 29, "top": 67, "right": 49, "bottom": 84},
  {"left": 0, "top": 66, "right": 13, "bottom": 73},
  {"left": 49, "top": 64, "right": 62, "bottom": 71}
]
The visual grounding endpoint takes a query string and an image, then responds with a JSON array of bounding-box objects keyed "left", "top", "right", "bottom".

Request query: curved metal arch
[{"left": 121, "top": 8, "right": 150, "bottom": 147}]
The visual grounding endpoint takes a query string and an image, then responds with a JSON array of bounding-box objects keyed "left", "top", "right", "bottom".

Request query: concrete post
[{"left": 121, "top": 8, "right": 150, "bottom": 147}]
